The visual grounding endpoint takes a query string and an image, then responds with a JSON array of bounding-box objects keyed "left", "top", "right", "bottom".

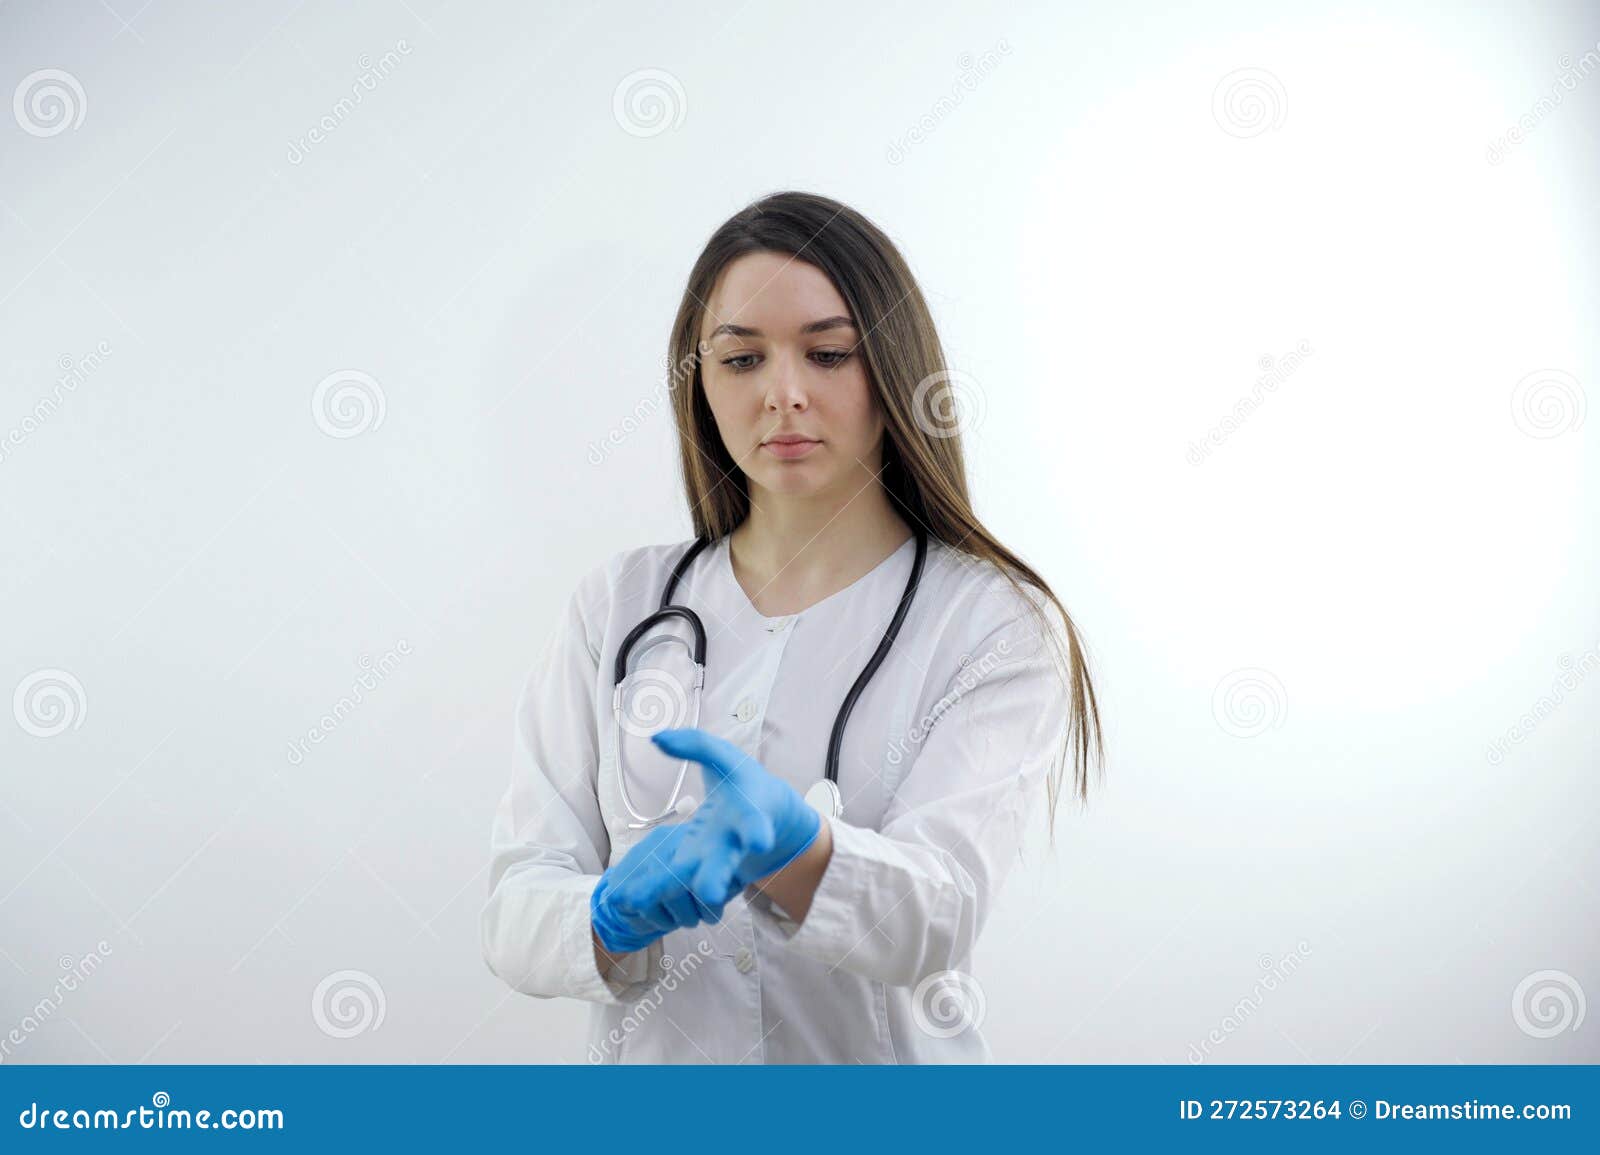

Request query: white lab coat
[{"left": 480, "top": 532, "right": 1070, "bottom": 1063}]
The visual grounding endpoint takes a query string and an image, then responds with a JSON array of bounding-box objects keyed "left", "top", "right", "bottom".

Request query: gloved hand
[
  {"left": 650, "top": 728, "right": 822, "bottom": 906},
  {"left": 590, "top": 821, "right": 726, "bottom": 955}
]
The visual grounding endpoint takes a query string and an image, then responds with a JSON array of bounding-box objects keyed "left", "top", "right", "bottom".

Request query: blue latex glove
[
  {"left": 590, "top": 822, "right": 725, "bottom": 955},
  {"left": 650, "top": 728, "right": 822, "bottom": 906}
]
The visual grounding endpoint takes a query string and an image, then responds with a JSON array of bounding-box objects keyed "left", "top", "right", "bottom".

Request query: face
[{"left": 697, "top": 252, "right": 884, "bottom": 499}]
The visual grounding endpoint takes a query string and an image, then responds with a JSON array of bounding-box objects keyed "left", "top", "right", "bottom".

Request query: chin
[{"left": 751, "top": 463, "right": 827, "bottom": 494}]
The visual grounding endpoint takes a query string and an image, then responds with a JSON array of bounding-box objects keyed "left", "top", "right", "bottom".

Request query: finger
[
  {"left": 612, "top": 876, "right": 672, "bottom": 928},
  {"left": 688, "top": 890, "right": 725, "bottom": 924},
  {"left": 600, "top": 898, "right": 663, "bottom": 947},
  {"left": 729, "top": 805, "right": 776, "bottom": 858},
  {"left": 660, "top": 835, "right": 727, "bottom": 921},
  {"left": 633, "top": 897, "right": 681, "bottom": 934},
  {"left": 690, "top": 845, "right": 740, "bottom": 908},
  {"left": 657, "top": 888, "right": 702, "bottom": 929},
  {"left": 650, "top": 728, "right": 753, "bottom": 782}
]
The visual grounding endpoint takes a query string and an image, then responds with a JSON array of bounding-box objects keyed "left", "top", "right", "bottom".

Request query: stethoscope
[{"left": 610, "top": 529, "right": 928, "bottom": 829}]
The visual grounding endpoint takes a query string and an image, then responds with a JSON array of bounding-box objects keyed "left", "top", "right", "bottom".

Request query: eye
[{"left": 718, "top": 350, "right": 854, "bottom": 374}]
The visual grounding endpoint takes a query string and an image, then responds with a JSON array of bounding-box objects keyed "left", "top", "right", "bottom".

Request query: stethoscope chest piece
[{"left": 803, "top": 778, "right": 843, "bottom": 820}]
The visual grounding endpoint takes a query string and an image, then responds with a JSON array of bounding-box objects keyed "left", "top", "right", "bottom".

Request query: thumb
[{"left": 650, "top": 727, "right": 748, "bottom": 782}]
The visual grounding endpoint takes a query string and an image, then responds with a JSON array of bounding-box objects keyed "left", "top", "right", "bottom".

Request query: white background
[{"left": 1, "top": 0, "right": 1595, "bottom": 1063}]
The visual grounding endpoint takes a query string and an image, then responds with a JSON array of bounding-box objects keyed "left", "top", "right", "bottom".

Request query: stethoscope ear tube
[
  {"left": 822, "top": 529, "right": 927, "bottom": 785},
  {"left": 613, "top": 658, "right": 704, "bottom": 829},
  {"left": 612, "top": 592, "right": 709, "bottom": 829},
  {"left": 613, "top": 605, "right": 707, "bottom": 685}
]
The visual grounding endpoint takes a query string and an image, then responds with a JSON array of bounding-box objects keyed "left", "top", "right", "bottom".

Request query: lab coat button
[
  {"left": 734, "top": 699, "right": 757, "bottom": 722},
  {"left": 734, "top": 948, "right": 755, "bottom": 973}
]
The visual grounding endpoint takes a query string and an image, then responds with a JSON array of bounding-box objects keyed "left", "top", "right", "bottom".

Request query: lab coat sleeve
[
  {"left": 747, "top": 598, "right": 1071, "bottom": 989},
  {"left": 479, "top": 572, "right": 662, "bottom": 1004}
]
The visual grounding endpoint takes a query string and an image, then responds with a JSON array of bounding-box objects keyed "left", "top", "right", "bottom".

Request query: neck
[{"left": 728, "top": 482, "right": 913, "bottom": 615}]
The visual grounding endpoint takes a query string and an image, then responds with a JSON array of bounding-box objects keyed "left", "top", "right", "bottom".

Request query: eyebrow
[{"left": 704, "top": 315, "right": 857, "bottom": 340}]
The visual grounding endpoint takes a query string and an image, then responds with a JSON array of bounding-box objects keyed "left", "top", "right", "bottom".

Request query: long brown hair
[{"left": 664, "top": 190, "right": 1104, "bottom": 826}]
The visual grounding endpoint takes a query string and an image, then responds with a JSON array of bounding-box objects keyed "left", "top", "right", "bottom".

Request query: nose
[{"left": 763, "top": 353, "right": 809, "bottom": 414}]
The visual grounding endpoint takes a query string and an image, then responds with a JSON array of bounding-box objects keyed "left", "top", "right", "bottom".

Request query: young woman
[{"left": 481, "top": 191, "right": 1103, "bottom": 1063}]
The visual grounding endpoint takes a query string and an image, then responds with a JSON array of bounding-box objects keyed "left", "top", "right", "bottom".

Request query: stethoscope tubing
[{"left": 610, "top": 529, "right": 927, "bottom": 829}]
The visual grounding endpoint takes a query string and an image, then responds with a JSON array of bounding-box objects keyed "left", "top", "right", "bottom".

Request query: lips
[{"left": 761, "top": 437, "right": 820, "bottom": 460}]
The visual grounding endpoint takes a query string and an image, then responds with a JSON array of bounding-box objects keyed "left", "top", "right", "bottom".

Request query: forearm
[{"left": 748, "top": 817, "right": 833, "bottom": 923}]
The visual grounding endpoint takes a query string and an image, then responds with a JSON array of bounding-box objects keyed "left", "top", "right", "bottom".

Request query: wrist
[{"left": 750, "top": 817, "right": 833, "bottom": 921}]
